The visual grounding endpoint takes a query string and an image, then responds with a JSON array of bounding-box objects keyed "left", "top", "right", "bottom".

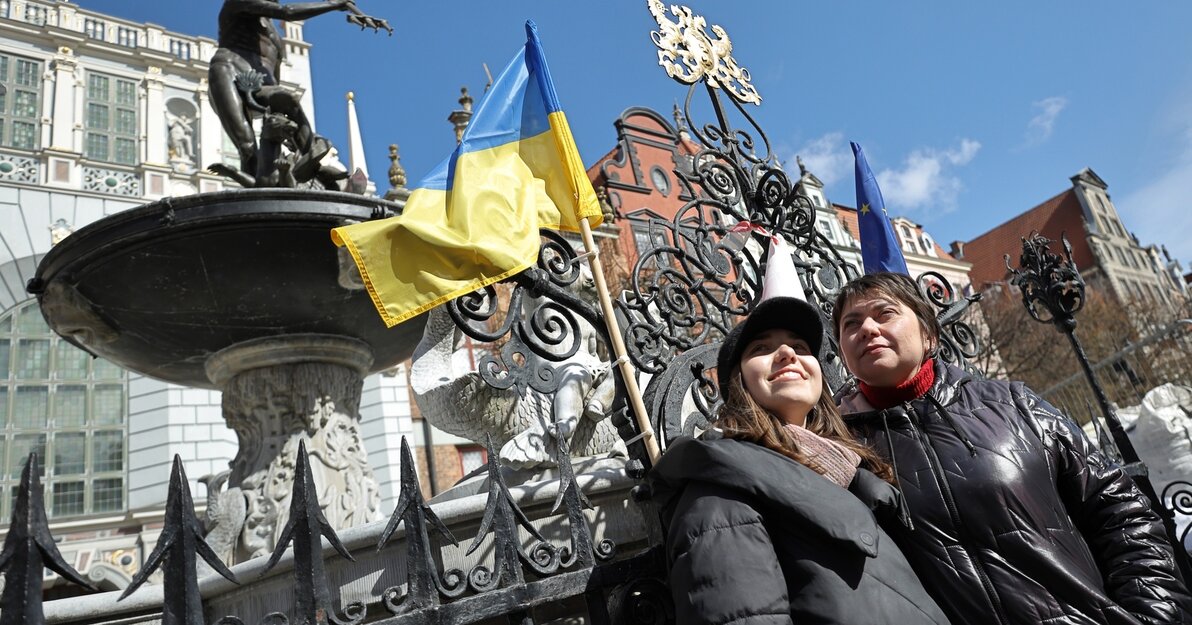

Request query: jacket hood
[
  {"left": 838, "top": 360, "right": 972, "bottom": 425},
  {"left": 649, "top": 436, "right": 880, "bottom": 557}
]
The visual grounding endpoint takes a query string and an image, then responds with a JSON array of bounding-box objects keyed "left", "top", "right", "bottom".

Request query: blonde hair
[{"left": 716, "top": 369, "right": 893, "bottom": 483}]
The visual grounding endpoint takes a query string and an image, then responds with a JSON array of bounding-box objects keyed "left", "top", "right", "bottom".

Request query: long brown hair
[{"left": 715, "top": 368, "right": 894, "bottom": 483}]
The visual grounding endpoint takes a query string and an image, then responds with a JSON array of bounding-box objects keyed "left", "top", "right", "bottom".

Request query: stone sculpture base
[{"left": 205, "top": 334, "right": 382, "bottom": 562}]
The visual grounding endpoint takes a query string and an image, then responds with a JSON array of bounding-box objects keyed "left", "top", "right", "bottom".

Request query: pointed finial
[
  {"left": 345, "top": 89, "right": 370, "bottom": 183},
  {"left": 672, "top": 101, "right": 691, "bottom": 142},
  {"left": 388, "top": 144, "right": 407, "bottom": 190},
  {"left": 448, "top": 86, "right": 474, "bottom": 144}
]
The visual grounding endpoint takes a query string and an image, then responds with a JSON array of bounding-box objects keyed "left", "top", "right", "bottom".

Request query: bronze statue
[{"left": 207, "top": 0, "right": 389, "bottom": 189}]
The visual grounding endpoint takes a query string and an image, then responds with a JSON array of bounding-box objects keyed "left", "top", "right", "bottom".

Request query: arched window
[
  {"left": 0, "top": 300, "right": 127, "bottom": 520},
  {"left": 896, "top": 223, "right": 920, "bottom": 255}
]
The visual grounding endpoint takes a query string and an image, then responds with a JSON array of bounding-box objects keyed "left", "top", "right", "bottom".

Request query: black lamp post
[{"left": 1007, "top": 231, "right": 1192, "bottom": 580}]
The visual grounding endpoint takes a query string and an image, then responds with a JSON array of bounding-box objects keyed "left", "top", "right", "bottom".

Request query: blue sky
[{"left": 81, "top": 2, "right": 1192, "bottom": 266}]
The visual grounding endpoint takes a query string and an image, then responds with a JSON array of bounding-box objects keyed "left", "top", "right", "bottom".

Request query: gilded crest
[{"left": 647, "top": 0, "right": 761, "bottom": 104}]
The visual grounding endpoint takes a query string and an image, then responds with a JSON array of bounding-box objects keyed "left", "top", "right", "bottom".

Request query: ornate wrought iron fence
[
  {"left": 605, "top": 1, "right": 986, "bottom": 450},
  {"left": 1, "top": 431, "right": 669, "bottom": 625}
]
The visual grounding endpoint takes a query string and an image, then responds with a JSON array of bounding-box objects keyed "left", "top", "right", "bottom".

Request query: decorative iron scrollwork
[
  {"left": 612, "top": 88, "right": 856, "bottom": 389},
  {"left": 448, "top": 230, "right": 620, "bottom": 401},
  {"left": 1162, "top": 480, "right": 1192, "bottom": 551},
  {"left": 916, "top": 271, "right": 984, "bottom": 378}
]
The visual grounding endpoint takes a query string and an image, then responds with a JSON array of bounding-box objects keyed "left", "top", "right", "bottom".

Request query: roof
[
  {"left": 832, "top": 203, "right": 958, "bottom": 261},
  {"left": 960, "top": 189, "right": 1094, "bottom": 289}
]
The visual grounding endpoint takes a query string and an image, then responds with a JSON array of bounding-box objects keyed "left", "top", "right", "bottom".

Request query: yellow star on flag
[{"left": 860, "top": 203, "right": 871, "bottom": 215}]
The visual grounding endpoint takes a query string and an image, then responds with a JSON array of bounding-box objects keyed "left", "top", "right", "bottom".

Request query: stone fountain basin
[{"left": 31, "top": 188, "right": 426, "bottom": 389}]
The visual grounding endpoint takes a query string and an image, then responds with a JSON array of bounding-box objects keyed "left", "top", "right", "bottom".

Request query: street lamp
[{"left": 1007, "top": 231, "right": 1192, "bottom": 579}]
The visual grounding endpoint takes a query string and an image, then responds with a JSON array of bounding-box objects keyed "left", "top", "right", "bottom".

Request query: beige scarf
[{"left": 783, "top": 423, "right": 861, "bottom": 488}]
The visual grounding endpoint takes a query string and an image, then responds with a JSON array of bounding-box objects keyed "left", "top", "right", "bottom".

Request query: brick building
[{"left": 955, "top": 168, "right": 1187, "bottom": 309}]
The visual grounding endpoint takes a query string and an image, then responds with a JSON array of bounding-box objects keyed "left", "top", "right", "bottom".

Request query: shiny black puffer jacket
[{"left": 839, "top": 361, "right": 1192, "bottom": 625}]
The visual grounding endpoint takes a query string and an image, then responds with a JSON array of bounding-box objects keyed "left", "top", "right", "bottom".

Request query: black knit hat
[{"left": 716, "top": 297, "right": 825, "bottom": 399}]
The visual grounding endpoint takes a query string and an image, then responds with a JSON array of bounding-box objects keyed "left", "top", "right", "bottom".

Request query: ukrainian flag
[{"left": 331, "top": 21, "right": 603, "bottom": 327}]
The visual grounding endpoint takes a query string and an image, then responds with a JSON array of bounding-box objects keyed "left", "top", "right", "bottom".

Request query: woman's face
[
  {"left": 739, "top": 328, "right": 823, "bottom": 427},
  {"left": 837, "top": 292, "right": 932, "bottom": 388}
]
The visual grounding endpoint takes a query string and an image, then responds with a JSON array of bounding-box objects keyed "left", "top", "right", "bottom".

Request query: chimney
[{"left": 949, "top": 240, "right": 966, "bottom": 259}]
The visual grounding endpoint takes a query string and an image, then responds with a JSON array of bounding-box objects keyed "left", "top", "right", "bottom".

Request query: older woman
[
  {"left": 649, "top": 294, "right": 950, "bottom": 625},
  {"left": 832, "top": 272, "right": 1192, "bottom": 625}
]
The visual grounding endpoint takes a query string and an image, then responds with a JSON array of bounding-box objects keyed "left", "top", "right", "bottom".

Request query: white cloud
[
  {"left": 874, "top": 139, "right": 982, "bottom": 214},
  {"left": 792, "top": 132, "right": 850, "bottom": 186},
  {"left": 1025, "top": 96, "right": 1067, "bottom": 146},
  {"left": 945, "top": 138, "right": 981, "bottom": 165},
  {"left": 1118, "top": 126, "right": 1192, "bottom": 265}
]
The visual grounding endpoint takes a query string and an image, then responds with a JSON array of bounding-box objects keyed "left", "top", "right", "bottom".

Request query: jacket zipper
[{"left": 905, "top": 401, "right": 1010, "bottom": 625}]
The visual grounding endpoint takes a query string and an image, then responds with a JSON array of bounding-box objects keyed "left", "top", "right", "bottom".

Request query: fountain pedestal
[
  {"left": 206, "top": 334, "right": 380, "bottom": 560},
  {"left": 30, "top": 189, "right": 426, "bottom": 562}
]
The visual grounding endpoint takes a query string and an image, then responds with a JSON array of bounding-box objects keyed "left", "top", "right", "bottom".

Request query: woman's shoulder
[{"left": 652, "top": 436, "right": 770, "bottom": 478}]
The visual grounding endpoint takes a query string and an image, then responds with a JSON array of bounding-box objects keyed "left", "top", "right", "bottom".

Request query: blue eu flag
[{"left": 851, "top": 141, "right": 909, "bottom": 275}]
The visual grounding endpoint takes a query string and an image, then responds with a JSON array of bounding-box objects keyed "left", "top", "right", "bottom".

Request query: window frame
[
  {"left": 0, "top": 300, "right": 129, "bottom": 520},
  {"left": 83, "top": 70, "right": 139, "bottom": 166},
  {"left": 0, "top": 53, "right": 43, "bottom": 151}
]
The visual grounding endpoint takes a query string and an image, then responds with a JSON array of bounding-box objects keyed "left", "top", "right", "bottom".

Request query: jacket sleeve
[
  {"left": 664, "top": 482, "right": 794, "bottom": 625},
  {"left": 1015, "top": 383, "right": 1192, "bottom": 625},
  {"left": 849, "top": 467, "right": 914, "bottom": 530}
]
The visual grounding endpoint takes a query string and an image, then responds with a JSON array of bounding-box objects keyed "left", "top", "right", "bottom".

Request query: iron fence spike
[
  {"left": 0, "top": 453, "right": 94, "bottom": 625},
  {"left": 261, "top": 439, "right": 359, "bottom": 625},
  {"left": 119, "top": 455, "right": 238, "bottom": 624}
]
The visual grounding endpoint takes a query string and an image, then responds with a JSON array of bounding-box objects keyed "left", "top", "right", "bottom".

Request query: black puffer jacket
[
  {"left": 649, "top": 436, "right": 951, "bottom": 625},
  {"left": 839, "top": 361, "right": 1192, "bottom": 625}
]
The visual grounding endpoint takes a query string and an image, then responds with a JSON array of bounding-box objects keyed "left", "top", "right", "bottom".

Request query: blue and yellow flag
[
  {"left": 851, "top": 141, "right": 909, "bottom": 275},
  {"left": 331, "top": 21, "right": 602, "bottom": 327}
]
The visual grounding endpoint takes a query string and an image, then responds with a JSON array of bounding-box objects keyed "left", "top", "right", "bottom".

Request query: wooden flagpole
[{"left": 577, "top": 219, "right": 662, "bottom": 465}]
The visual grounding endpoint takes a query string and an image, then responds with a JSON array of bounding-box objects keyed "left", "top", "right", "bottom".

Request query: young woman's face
[
  {"left": 739, "top": 328, "right": 823, "bottom": 427},
  {"left": 837, "top": 292, "right": 932, "bottom": 388}
]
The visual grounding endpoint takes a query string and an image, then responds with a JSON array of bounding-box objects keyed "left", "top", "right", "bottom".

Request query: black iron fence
[
  {"left": 1041, "top": 320, "right": 1192, "bottom": 423},
  {"left": 0, "top": 430, "right": 669, "bottom": 625}
]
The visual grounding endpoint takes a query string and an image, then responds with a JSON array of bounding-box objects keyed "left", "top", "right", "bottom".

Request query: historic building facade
[
  {"left": 0, "top": 1, "right": 413, "bottom": 594},
  {"left": 956, "top": 168, "right": 1188, "bottom": 309}
]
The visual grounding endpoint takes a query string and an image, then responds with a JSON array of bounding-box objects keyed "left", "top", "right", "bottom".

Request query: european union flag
[{"left": 851, "top": 142, "right": 909, "bottom": 275}]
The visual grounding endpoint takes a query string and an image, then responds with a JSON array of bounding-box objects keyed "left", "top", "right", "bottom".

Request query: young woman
[
  {"left": 832, "top": 272, "right": 1192, "bottom": 625},
  {"left": 649, "top": 295, "right": 950, "bottom": 625}
]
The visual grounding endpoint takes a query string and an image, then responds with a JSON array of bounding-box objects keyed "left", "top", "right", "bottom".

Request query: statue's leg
[
  {"left": 257, "top": 89, "right": 328, "bottom": 183},
  {"left": 275, "top": 94, "right": 314, "bottom": 155},
  {"left": 208, "top": 62, "right": 258, "bottom": 176}
]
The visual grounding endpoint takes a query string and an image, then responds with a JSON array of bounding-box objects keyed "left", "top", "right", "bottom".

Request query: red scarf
[{"left": 858, "top": 359, "right": 935, "bottom": 410}]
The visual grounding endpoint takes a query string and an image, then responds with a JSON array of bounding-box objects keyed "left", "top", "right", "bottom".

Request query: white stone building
[{"left": 0, "top": 1, "right": 414, "bottom": 595}]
